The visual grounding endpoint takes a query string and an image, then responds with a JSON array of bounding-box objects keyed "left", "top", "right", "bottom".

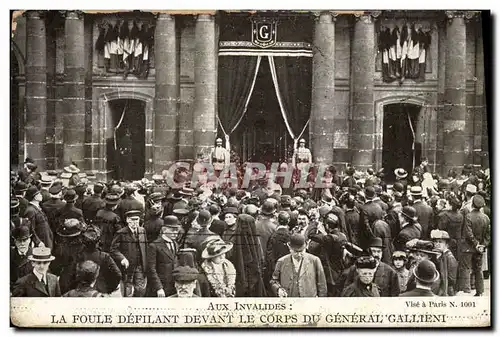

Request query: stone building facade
[{"left": 10, "top": 10, "right": 489, "bottom": 181}]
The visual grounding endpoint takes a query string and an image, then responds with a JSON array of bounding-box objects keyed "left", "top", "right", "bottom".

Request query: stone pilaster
[
  {"left": 62, "top": 10, "right": 86, "bottom": 168},
  {"left": 154, "top": 13, "right": 179, "bottom": 172},
  {"left": 24, "top": 10, "right": 47, "bottom": 168},
  {"left": 350, "top": 11, "right": 379, "bottom": 170},
  {"left": 442, "top": 11, "right": 468, "bottom": 174},
  {"left": 193, "top": 14, "right": 217, "bottom": 158},
  {"left": 436, "top": 19, "right": 446, "bottom": 173},
  {"left": 310, "top": 11, "right": 336, "bottom": 164}
]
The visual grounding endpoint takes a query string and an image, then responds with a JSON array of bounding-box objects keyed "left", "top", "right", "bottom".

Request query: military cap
[{"left": 125, "top": 209, "right": 142, "bottom": 218}]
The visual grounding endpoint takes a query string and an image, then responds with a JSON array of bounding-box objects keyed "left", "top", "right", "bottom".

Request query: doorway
[
  {"left": 229, "top": 57, "right": 294, "bottom": 166},
  {"left": 106, "top": 99, "right": 146, "bottom": 180},
  {"left": 382, "top": 103, "right": 420, "bottom": 182}
]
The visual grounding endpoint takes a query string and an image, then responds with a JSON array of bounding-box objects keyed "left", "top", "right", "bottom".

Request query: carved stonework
[
  {"left": 195, "top": 14, "right": 215, "bottom": 22},
  {"left": 24, "top": 10, "right": 44, "bottom": 20},
  {"left": 156, "top": 13, "right": 173, "bottom": 21},
  {"left": 312, "top": 11, "right": 338, "bottom": 22},
  {"left": 354, "top": 11, "right": 381, "bottom": 24},
  {"left": 60, "top": 10, "right": 84, "bottom": 20}
]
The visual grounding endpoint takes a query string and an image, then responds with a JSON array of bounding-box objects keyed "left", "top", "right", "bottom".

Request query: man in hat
[
  {"left": 266, "top": 211, "right": 292, "bottom": 287},
  {"left": 10, "top": 199, "right": 31, "bottom": 243},
  {"left": 24, "top": 185, "right": 53, "bottom": 250},
  {"left": 186, "top": 210, "right": 219, "bottom": 253},
  {"left": 14, "top": 181, "right": 29, "bottom": 217},
  {"left": 341, "top": 165, "right": 357, "bottom": 189},
  {"left": 119, "top": 184, "right": 144, "bottom": 222},
  {"left": 431, "top": 230, "right": 458, "bottom": 296},
  {"left": 12, "top": 246, "right": 61, "bottom": 297},
  {"left": 39, "top": 176, "right": 53, "bottom": 203},
  {"left": 292, "top": 138, "right": 312, "bottom": 173},
  {"left": 359, "top": 186, "right": 385, "bottom": 248},
  {"left": 370, "top": 214, "right": 393, "bottom": 265},
  {"left": 172, "top": 188, "right": 193, "bottom": 211},
  {"left": 110, "top": 209, "right": 147, "bottom": 297},
  {"left": 410, "top": 186, "right": 433, "bottom": 240},
  {"left": 146, "top": 220, "right": 181, "bottom": 297},
  {"left": 18, "top": 158, "right": 37, "bottom": 185},
  {"left": 341, "top": 255, "right": 381, "bottom": 297},
  {"left": 144, "top": 203, "right": 164, "bottom": 244},
  {"left": 81, "top": 182, "right": 106, "bottom": 225},
  {"left": 169, "top": 265, "right": 200, "bottom": 298},
  {"left": 54, "top": 189, "right": 85, "bottom": 232},
  {"left": 344, "top": 194, "right": 361, "bottom": 246},
  {"left": 62, "top": 260, "right": 107, "bottom": 297},
  {"left": 393, "top": 206, "right": 422, "bottom": 252},
  {"left": 74, "top": 181, "right": 88, "bottom": 210},
  {"left": 10, "top": 226, "right": 34, "bottom": 290},
  {"left": 270, "top": 233, "right": 327, "bottom": 297},
  {"left": 394, "top": 168, "right": 409, "bottom": 191},
  {"left": 41, "top": 184, "right": 66, "bottom": 233},
  {"left": 437, "top": 195, "right": 463, "bottom": 259},
  {"left": 95, "top": 193, "right": 122, "bottom": 253},
  {"left": 399, "top": 260, "right": 439, "bottom": 297},
  {"left": 255, "top": 199, "right": 277, "bottom": 258},
  {"left": 64, "top": 164, "right": 81, "bottom": 188},
  {"left": 209, "top": 138, "right": 230, "bottom": 178},
  {"left": 461, "top": 183, "right": 477, "bottom": 218},
  {"left": 457, "top": 195, "right": 490, "bottom": 296}
]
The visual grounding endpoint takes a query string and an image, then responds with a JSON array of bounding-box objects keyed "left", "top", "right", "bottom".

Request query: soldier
[
  {"left": 209, "top": 138, "right": 230, "bottom": 178},
  {"left": 292, "top": 138, "right": 312, "bottom": 173}
]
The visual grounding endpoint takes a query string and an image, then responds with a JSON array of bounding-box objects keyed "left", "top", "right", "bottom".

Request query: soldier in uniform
[
  {"left": 209, "top": 138, "right": 230, "bottom": 178},
  {"left": 292, "top": 138, "right": 312, "bottom": 180}
]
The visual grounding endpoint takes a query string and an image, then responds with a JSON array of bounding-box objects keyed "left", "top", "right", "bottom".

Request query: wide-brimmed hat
[
  {"left": 394, "top": 168, "right": 408, "bottom": 179},
  {"left": 57, "top": 218, "right": 82, "bottom": 237},
  {"left": 409, "top": 186, "right": 423, "bottom": 196},
  {"left": 172, "top": 265, "right": 199, "bottom": 283},
  {"left": 40, "top": 176, "right": 53, "bottom": 185},
  {"left": 28, "top": 246, "right": 55, "bottom": 262},
  {"left": 413, "top": 260, "right": 439, "bottom": 285},
  {"left": 401, "top": 206, "right": 418, "bottom": 222},
  {"left": 63, "top": 189, "right": 78, "bottom": 202},
  {"left": 407, "top": 240, "right": 439, "bottom": 256},
  {"left": 64, "top": 164, "right": 80, "bottom": 174},
  {"left": 288, "top": 233, "right": 306, "bottom": 252},
  {"left": 201, "top": 239, "right": 233, "bottom": 259},
  {"left": 12, "top": 225, "right": 32, "bottom": 241},
  {"left": 179, "top": 187, "right": 194, "bottom": 197},
  {"left": 430, "top": 229, "right": 450, "bottom": 241},
  {"left": 369, "top": 237, "right": 385, "bottom": 248}
]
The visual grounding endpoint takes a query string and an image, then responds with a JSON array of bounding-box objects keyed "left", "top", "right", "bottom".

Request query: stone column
[
  {"left": 154, "top": 13, "right": 179, "bottom": 173},
  {"left": 193, "top": 14, "right": 217, "bottom": 158},
  {"left": 310, "top": 11, "right": 336, "bottom": 164},
  {"left": 62, "top": 10, "right": 86, "bottom": 168},
  {"left": 442, "top": 11, "right": 468, "bottom": 174},
  {"left": 350, "top": 12, "right": 378, "bottom": 170},
  {"left": 24, "top": 10, "right": 47, "bottom": 168}
]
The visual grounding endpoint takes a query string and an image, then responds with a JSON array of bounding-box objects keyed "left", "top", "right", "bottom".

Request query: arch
[
  {"left": 11, "top": 40, "right": 25, "bottom": 75},
  {"left": 374, "top": 95, "right": 431, "bottom": 170}
]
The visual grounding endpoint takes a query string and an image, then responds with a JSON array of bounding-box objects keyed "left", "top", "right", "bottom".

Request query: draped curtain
[
  {"left": 217, "top": 56, "right": 262, "bottom": 150},
  {"left": 268, "top": 55, "right": 312, "bottom": 149}
]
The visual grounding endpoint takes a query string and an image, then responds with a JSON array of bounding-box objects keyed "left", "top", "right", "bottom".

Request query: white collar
[
  {"left": 416, "top": 284, "right": 432, "bottom": 290},
  {"left": 33, "top": 269, "right": 47, "bottom": 283},
  {"left": 17, "top": 247, "right": 29, "bottom": 256}
]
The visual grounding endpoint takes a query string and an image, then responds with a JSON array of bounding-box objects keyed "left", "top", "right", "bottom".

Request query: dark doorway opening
[
  {"left": 382, "top": 103, "right": 420, "bottom": 182},
  {"left": 106, "top": 99, "right": 146, "bottom": 180},
  {"left": 229, "top": 57, "right": 293, "bottom": 165},
  {"left": 11, "top": 49, "right": 20, "bottom": 169}
]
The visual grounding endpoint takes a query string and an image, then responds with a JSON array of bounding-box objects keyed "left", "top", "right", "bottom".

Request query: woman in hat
[
  {"left": 394, "top": 168, "right": 409, "bottom": 191},
  {"left": 341, "top": 255, "right": 380, "bottom": 297},
  {"left": 199, "top": 239, "right": 236, "bottom": 297},
  {"left": 391, "top": 251, "right": 410, "bottom": 293}
]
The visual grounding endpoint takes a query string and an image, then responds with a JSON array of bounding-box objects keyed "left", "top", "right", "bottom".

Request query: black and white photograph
[{"left": 9, "top": 8, "right": 491, "bottom": 328}]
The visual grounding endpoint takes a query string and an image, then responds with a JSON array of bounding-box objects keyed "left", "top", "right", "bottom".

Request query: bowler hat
[
  {"left": 197, "top": 210, "right": 212, "bottom": 227},
  {"left": 472, "top": 195, "right": 485, "bottom": 209},
  {"left": 201, "top": 238, "right": 233, "bottom": 259},
  {"left": 63, "top": 189, "right": 78, "bottom": 202},
  {"left": 356, "top": 255, "right": 377, "bottom": 269},
  {"left": 394, "top": 168, "right": 408, "bottom": 179},
  {"left": 25, "top": 185, "right": 41, "bottom": 201},
  {"left": 172, "top": 265, "right": 199, "bottom": 283},
  {"left": 14, "top": 181, "right": 28, "bottom": 193},
  {"left": 280, "top": 195, "right": 292, "bottom": 206},
  {"left": 401, "top": 206, "right": 418, "bottom": 222},
  {"left": 12, "top": 226, "right": 31, "bottom": 241},
  {"left": 222, "top": 207, "right": 238, "bottom": 216},
  {"left": 244, "top": 204, "right": 259, "bottom": 216},
  {"left": 105, "top": 193, "right": 121, "bottom": 205},
  {"left": 369, "top": 237, "right": 385, "bottom": 248},
  {"left": 49, "top": 184, "right": 63, "bottom": 195},
  {"left": 28, "top": 246, "right": 55, "bottom": 262},
  {"left": 125, "top": 209, "right": 142, "bottom": 218},
  {"left": 346, "top": 166, "right": 355, "bottom": 176},
  {"left": 260, "top": 200, "right": 276, "bottom": 216},
  {"left": 57, "top": 218, "right": 82, "bottom": 237},
  {"left": 365, "top": 186, "right": 376, "bottom": 200},
  {"left": 392, "top": 182, "right": 404, "bottom": 193},
  {"left": 288, "top": 233, "right": 306, "bottom": 251},
  {"left": 413, "top": 260, "right": 439, "bottom": 285},
  {"left": 163, "top": 215, "right": 180, "bottom": 228}
]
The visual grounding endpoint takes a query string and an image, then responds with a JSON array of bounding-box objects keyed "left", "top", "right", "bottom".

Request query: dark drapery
[
  {"left": 270, "top": 56, "right": 312, "bottom": 146},
  {"left": 217, "top": 56, "right": 261, "bottom": 148}
]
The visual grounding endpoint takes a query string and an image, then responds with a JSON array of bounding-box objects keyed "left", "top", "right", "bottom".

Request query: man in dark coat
[
  {"left": 54, "top": 189, "right": 85, "bottom": 231},
  {"left": 344, "top": 195, "right": 361, "bottom": 246},
  {"left": 17, "top": 159, "right": 37, "bottom": 185},
  {"left": 208, "top": 204, "right": 226, "bottom": 237},
  {"left": 457, "top": 195, "right": 490, "bottom": 296},
  {"left": 144, "top": 203, "right": 164, "bottom": 244},
  {"left": 119, "top": 184, "right": 144, "bottom": 222},
  {"left": 95, "top": 193, "right": 122, "bottom": 253},
  {"left": 39, "top": 176, "right": 53, "bottom": 203},
  {"left": 186, "top": 210, "right": 219, "bottom": 255},
  {"left": 14, "top": 181, "right": 29, "bottom": 217},
  {"left": 24, "top": 186, "right": 53, "bottom": 250},
  {"left": 62, "top": 260, "right": 108, "bottom": 297},
  {"left": 146, "top": 222, "right": 181, "bottom": 297},
  {"left": 399, "top": 260, "right": 438, "bottom": 297},
  {"left": 41, "top": 184, "right": 66, "bottom": 233},
  {"left": 12, "top": 247, "right": 61, "bottom": 297},
  {"left": 393, "top": 206, "right": 422, "bottom": 252},
  {"left": 266, "top": 211, "right": 291, "bottom": 284},
  {"left": 360, "top": 187, "right": 385, "bottom": 248},
  {"left": 110, "top": 209, "right": 147, "bottom": 297},
  {"left": 81, "top": 182, "right": 106, "bottom": 225},
  {"left": 10, "top": 226, "right": 34, "bottom": 291},
  {"left": 410, "top": 186, "right": 433, "bottom": 239},
  {"left": 255, "top": 200, "right": 277, "bottom": 260},
  {"left": 74, "top": 182, "right": 88, "bottom": 211},
  {"left": 371, "top": 217, "right": 393, "bottom": 265},
  {"left": 431, "top": 230, "right": 458, "bottom": 296}
]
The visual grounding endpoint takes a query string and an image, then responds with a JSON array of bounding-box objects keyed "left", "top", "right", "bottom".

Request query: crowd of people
[{"left": 10, "top": 157, "right": 491, "bottom": 298}]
